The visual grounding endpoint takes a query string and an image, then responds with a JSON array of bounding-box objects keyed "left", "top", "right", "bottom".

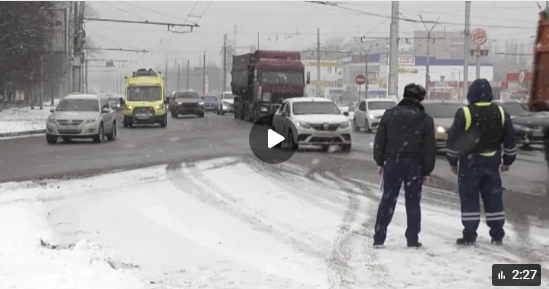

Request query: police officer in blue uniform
[
  {"left": 373, "top": 83, "right": 436, "bottom": 248},
  {"left": 446, "top": 78, "right": 517, "bottom": 246}
]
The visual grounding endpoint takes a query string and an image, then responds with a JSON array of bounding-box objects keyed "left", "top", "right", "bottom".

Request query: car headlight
[
  {"left": 368, "top": 113, "right": 376, "bottom": 119},
  {"left": 125, "top": 105, "right": 133, "bottom": 110},
  {"left": 155, "top": 104, "right": 164, "bottom": 110},
  {"left": 222, "top": 105, "right": 228, "bottom": 109},
  {"left": 436, "top": 126, "right": 446, "bottom": 133},
  {"left": 198, "top": 101, "right": 204, "bottom": 106},
  {"left": 177, "top": 102, "right": 182, "bottom": 105},
  {"left": 85, "top": 117, "right": 100, "bottom": 123},
  {"left": 260, "top": 106, "right": 268, "bottom": 112},
  {"left": 296, "top": 121, "right": 311, "bottom": 129},
  {"left": 340, "top": 121, "right": 350, "bottom": 128}
]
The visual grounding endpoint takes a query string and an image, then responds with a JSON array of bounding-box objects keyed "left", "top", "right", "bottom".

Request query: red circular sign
[
  {"left": 355, "top": 75, "right": 366, "bottom": 85},
  {"left": 470, "top": 28, "right": 487, "bottom": 46}
]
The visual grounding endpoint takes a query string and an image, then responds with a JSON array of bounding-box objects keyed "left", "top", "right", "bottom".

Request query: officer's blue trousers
[
  {"left": 458, "top": 158, "right": 505, "bottom": 241},
  {"left": 374, "top": 158, "right": 423, "bottom": 244}
]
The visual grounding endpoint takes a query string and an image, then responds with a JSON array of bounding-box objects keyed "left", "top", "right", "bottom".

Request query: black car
[
  {"left": 496, "top": 100, "right": 545, "bottom": 146},
  {"left": 169, "top": 91, "right": 205, "bottom": 118},
  {"left": 108, "top": 97, "right": 122, "bottom": 111}
]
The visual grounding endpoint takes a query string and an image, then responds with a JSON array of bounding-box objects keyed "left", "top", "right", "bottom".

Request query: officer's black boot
[
  {"left": 491, "top": 238, "right": 503, "bottom": 246},
  {"left": 456, "top": 238, "right": 476, "bottom": 246},
  {"left": 407, "top": 241, "right": 422, "bottom": 248}
]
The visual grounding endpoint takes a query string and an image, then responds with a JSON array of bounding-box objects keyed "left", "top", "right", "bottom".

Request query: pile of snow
[
  {"left": 0, "top": 107, "right": 50, "bottom": 134},
  {"left": 0, "top": 203, "right": 146, "bottom": 289}
]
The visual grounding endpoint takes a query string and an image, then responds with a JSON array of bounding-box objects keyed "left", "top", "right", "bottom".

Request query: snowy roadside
[
  {"left": 0, "top": 157, "right": 547, "bottom": 288},
  {"left": 0, "top": 106, "right": 50, "bottom": 137},
  {"left": 0, "top": 204, "right": 146, "bottom": 289}
]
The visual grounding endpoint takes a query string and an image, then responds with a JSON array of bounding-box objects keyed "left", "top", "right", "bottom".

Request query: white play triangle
[{"left": 267, "top": 129, "right": 285, "bottom": 148}]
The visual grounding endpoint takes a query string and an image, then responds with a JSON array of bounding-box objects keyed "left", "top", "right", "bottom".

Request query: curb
[{"left": 0, "top": 129, "right": 46, "bottom": 138}]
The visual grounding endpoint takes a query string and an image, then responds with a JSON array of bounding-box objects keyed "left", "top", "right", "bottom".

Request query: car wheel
[
  {"left": 353, "top": 118, "right": 360, "bottom": 131},
  {"left": 198, "top": 112, "right": 205, "bottom": 118},
  {"left": 160, "top": 114, "right": 167, "bottom": 128},
  {"left": 221, "top": 110, "right": 225, "bottom": 115},
  {"left": 365, "top": 120, "right": 372, "bottom": 133},
  {"left": 62, "top": 137, "right": 72, "bottom": 143},
  {"left": 287, "top": 130, "right": 298, "bottom": 150},
  {"left": 46, "top": 135, "right": 57, "bottom": 145},
  {"left": 93, "top": 125, "right": 104, "bottom": 143},
  {"left": 341, "top": 144, "right": 352, "bottom": 152},
  {"left": 107, "top": 123, "right": 117, "bottom": 141},
  {"left": 216, "top": 108, "right": 220, "bottom": 115},
  {"left": 171, "top": 111, "right": 178, "bottom": 118}
]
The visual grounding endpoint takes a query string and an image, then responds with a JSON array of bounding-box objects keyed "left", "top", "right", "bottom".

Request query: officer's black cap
[{"left": 403, "top": 83, "right": 426, "bottom": 102}]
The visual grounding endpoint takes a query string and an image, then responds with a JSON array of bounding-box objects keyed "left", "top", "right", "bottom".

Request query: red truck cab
[{"left": 231, "top": 50, "right": 310, "bottom": 122}]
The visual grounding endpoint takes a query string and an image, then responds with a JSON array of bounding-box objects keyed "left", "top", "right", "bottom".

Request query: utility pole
[
  {"left": 177, "top": 62, "right": 181, "bottom": 91},
  {"left": 222, "top": 34, "right": 227, "bottom": 92},
  {"left": 388, "top": 2, "right": 399, "bottom": 97},
  {"left": 186, "top": 60, "right": 190, "bottom": 90},
  {"left": 164, "top": 59, "right": 169, "bottom": 93},
  {"left": 418, "top": 14, "right": 440, "bottom": 99},
  {"left": 202, "top": 51, "right": 206, "bottom": 95},
  {"left": 84, "top": 52, "right": 88, "bottom": 93},
  {"left": 316, "top": 27, "right": 321, "bottom": 97},
  {"left": 257, "top": 32, "right": 260, "bottom": 49},
  {"left": 358, "top": 39, "right": 379, "bottom": 99},
  {"left": 463, "top": 1, "right": 471, "bottom": 99},
  {"left": 73, "top": 1, "right": 85, "bottom": 93},
  {"left": 39, "top": 55, "right": 44, "bottom": 110}
]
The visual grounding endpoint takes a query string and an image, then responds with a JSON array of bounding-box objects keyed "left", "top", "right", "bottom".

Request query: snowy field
[
  {"left": 0, "top": 106, "right": 50, "bottom": 134},
  {"left": 0, "top": 156, "right": 547, "bottom": 288}
]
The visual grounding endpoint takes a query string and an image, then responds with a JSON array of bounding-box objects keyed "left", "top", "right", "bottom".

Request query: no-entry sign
[{"left": 355, "top": 75, "right": 366, "bottom": 85}]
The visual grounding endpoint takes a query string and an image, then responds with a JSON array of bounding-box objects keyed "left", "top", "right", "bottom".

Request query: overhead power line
[
  {"left": 83, "top": 17, "right": 200, "bottom": 30},
  {"left": 307, "top": 1, "right": 535, "bottom": 30},
  {"left": 83, "top": 48, "right": 149, "bottom": 52}
]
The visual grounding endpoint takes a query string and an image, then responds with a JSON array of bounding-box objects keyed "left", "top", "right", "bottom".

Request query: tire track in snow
[
  {"left": 318, "top": 173, "right": 394, "bottom": 289},
  {"left": 340, "top": 176, "right": 549, "bottom": 278},
  {"left": 165, "top": 161, "right": 329, "bottom": 261}
]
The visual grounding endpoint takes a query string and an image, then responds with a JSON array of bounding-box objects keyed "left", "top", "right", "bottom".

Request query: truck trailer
[{"left": 230, "top": 50, "right": 310, "bottom": 123}]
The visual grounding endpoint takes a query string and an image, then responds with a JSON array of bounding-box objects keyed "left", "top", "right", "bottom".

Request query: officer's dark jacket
[
  {"left": 446, "top": 79, "right": 517, "bottom": 167},
  {"left": 373, "top": 97, "right": 437, "bottom": 176}
]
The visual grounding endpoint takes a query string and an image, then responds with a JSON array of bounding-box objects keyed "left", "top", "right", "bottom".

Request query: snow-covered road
[{"left": 0, "top": 156, "right": 547, "bottom": 288}]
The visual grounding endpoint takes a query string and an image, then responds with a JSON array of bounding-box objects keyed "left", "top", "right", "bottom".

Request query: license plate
[
  {"left": 136, "top": 113, "right": 149, "bottom": 119},
  {"left": 61, "top": 125, "right": 79, "bottom": 130}
]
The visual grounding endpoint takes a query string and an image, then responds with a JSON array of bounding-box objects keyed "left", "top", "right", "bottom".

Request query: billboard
[{"left": 46, "top": 8, "right": 68, "bottom": 53}]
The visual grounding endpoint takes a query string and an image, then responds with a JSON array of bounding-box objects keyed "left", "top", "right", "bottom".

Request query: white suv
[
  {"left": 45, "top": 94, "right": 117, "bottom": 144},
  {"left": 216, "top": 91, "right": 235, "bottom": 115},
  {"left": 272, "top": 97, "right": 352, "bottom": 152},
  {"left": 353, "top": 98, "right": 397, "bottom": 132}
]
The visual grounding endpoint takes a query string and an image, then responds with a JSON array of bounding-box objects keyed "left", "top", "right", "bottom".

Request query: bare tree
[
  {"left": 322, "top": 36, "right": 348, "bottom": 51},
  {"left": 0, "top": 2, "right": 59, "bottom": 103}
]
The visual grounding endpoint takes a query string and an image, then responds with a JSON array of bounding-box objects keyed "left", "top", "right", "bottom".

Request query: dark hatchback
[
  {"left": 496, "top": 100, "right": 545, "bottom": 146},
  {"left": 201, "top": 95, "right": 218, "bottom": 111},
  {"left": 169, "top": 91, "right": 205, "bottom": 118}
]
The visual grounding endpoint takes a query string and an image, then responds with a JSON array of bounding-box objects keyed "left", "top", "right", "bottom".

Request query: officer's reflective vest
[{"left": 462, "top": 102, "right": 505, "bottom": 157}]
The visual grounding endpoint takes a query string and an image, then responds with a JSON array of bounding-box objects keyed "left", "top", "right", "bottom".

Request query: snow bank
[
  {"left": 0, "top": 107, "right": 50, "bottom": 134},
  {"left": 0, "top": 204, "right": 146, "bottom": 289}
]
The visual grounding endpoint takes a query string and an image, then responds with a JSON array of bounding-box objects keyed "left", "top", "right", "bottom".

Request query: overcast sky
[{"left": 85, "top": 1, "right": 539, "bottom": 80}]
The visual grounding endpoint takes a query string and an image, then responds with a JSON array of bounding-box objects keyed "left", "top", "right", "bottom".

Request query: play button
[
  {"left": 267, "top": 129, "right": 284, "bottom": 148},
  {"left": 249, "top": 114, "right": 298, "bottom": 164}
]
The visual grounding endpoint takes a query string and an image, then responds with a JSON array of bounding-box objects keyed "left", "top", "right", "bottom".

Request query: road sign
[
  {"left": 355, "top": 75, "right": 366, "bottom": 85},
  {"left": 471, "top": 28, "right": 488, "bottom": 46},
  {"left": 470, "top": 49, "right": 489, "bottom": 57}
]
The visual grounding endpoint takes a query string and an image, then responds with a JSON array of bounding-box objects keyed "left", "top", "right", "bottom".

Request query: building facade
[{"left": 303, "top": 60, "right": 341, "bottom": 97}]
